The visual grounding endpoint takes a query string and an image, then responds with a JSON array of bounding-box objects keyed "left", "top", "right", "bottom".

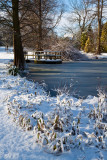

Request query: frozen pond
[{"left": 27, "top": 59, "right": 107, "bottom": 98}]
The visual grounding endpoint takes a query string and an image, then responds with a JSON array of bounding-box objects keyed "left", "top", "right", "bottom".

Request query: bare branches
[
  {"left": 68, "top": 0, "right": 96, "bottom": 33},
  {"left": 19, "top": 0, "right": 63, "bottom": 50}
]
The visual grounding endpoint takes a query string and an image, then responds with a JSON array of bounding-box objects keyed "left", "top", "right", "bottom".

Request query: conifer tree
[
  {"left": 84, "top": 37, "right": 92, "bottom": 53},
  {"left": 81, "top": 32, "right": 87, "bottom": 50},
  {"left": 101, "top": 22, "right": 107, "bottom": 52}
]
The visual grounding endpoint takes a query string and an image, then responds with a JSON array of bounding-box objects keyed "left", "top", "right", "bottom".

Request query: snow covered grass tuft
[
  {"left": 88, "top": 89, "right": 107, "bottom": 149},
  {"left": 8, "top": 65, "right": 19, "bottom": 76}
]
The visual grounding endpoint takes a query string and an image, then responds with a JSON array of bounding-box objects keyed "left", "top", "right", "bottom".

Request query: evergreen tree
[
  {"left": 87, "top": 25, "right": 93, "bottom": 37},
  {"left": 101, "top": 22, "right": 107, "bottom": 52},
  {"left": 84, "top": 37, "right": 92, "bottom": 53},
  {"left": 81, "top": 32, "right": 87, "bottom": 50}
]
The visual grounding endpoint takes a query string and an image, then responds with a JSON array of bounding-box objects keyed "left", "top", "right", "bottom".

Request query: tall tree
[
  {"left": 63, "top": 0, "right": 96, "bottom": 50},
  {"left": 38, "top": 0, "right": 42, "bottom": 50},
  {"left": 0, "top": 0, "right": 25, "bottom": 69},
  {"left": 91, "top": 0, "right": 107, "bottom": 54},
  {"left": 101, "top": 22, "right": 107, "bottom": 52},
  {"left": 20, "top": 0, "right": 63, "bottom": 50},
  {"left": 12, "top": 0, "right": 24, "bottom": 69},
  {"left": 68, "top": 0, "right": 96, "bottom": 33},
  {"left": 97, "top": 0, "right": 103, "bottom": 54}
]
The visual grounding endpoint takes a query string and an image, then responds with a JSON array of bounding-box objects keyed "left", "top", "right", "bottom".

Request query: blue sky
[
  {"left": 55, "top": 0, "right": 72, "bottom": 36},
  {"left": 63, "top": 0, "right": 69, "bottom": 5},
  {"left": 63, "top": 0, "right": 70, "bottom": 12}
]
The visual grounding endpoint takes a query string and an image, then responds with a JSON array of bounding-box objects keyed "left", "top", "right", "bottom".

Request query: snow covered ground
[
  {"left": 0, "top": 47, "right": 107, "bottom": 160},
  {"left": 81, "top": 51, "right": 107, "bottom": 60}
]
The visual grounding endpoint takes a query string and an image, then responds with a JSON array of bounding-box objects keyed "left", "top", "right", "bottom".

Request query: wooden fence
[{"left": 24, "top": 51, "right": 62, "bottom": 61}]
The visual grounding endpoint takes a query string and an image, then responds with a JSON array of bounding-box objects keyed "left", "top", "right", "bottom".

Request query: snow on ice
[{"left": 0, "top": 47, "right": 107, "bottom": 160}]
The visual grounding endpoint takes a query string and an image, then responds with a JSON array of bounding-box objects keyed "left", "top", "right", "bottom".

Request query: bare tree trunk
[
  {"left": 97, "top": 0, "right": 103, "bottom": 55},
  {"left": 12, "top": 0, "right": 25, "bottom": 69},
  {"left": 38, "top": 0, "right": 43, "bottom": 51}
]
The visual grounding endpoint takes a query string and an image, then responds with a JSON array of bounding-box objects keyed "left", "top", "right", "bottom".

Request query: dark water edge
[{"left": 24, "top": 59, "right": 107, "bottom": 99}]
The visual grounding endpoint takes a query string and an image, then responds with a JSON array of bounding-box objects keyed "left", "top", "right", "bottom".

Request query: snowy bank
[
  {"left": 0, "top": 47, "right": 107, "bottom": 160},
  {"left": 51, "top": 44, "right": 107, "bottom": 61},
  {"left": 81, "top": 51, "right": 107, "bottom": 60}
]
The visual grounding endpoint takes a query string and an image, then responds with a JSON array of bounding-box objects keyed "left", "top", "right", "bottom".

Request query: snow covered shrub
[
  {"left": 88, "top": 90, "right": 107, "bottom": 149},
  {"left": 8, "top": 65, "right": 19, "bottom": 76},
  {"left": 32, "top": 94, "right": 85, "bottom": 154},
  {"left": 7, "top": 96, "right": 33, "bottom": 131},
  {"left": 19, "top": 114, "right": 32, "bottom": 130},
  {"left": 50, "top": 37, "right": 88, "bottom": 61}
]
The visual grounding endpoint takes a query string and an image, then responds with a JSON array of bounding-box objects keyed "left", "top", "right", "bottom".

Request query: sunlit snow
[{"left": 0, "top": 47, "right": 107, "bottom": 160}]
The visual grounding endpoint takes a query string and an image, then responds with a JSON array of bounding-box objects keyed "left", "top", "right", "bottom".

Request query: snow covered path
[
  {"left": 0, "top": 53, "right": 39, "bottom": 160},
  {"left": 0, "top": 91, "right": 35, "bottom": 160}
]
